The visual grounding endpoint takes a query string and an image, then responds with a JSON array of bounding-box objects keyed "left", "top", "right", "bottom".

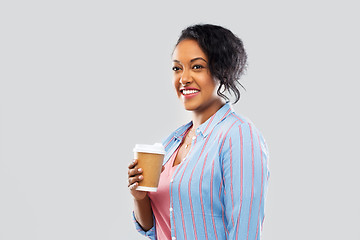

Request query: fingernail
[
  {"left": 139, "top": 175, "right": 143, "bottom": 180},
  {"left": 138, "top": 168, "right": 142, "bottom": 172}
]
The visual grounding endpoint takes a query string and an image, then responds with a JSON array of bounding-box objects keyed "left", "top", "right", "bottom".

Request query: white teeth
[{"left": 182, "top": 89, "right": 199, "bottom": 95}]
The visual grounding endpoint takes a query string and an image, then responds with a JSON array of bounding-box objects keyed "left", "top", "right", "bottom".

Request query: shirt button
[
  {"left": 170, "top": 207, "right": 173, "bottom": 212},
  {"left": 192, "top": 136, "right": 196, "bottom": 140},
  {"left": 172, "top": 237, "right": 176, "bottom": 240},
  {"left": 170, "top": 179, "right": 174, "bottom": 183}
]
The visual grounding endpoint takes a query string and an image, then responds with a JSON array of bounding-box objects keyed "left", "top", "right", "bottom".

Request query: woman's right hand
[{"left": 127, "top": 159, "right": 147, "bottom": 201}]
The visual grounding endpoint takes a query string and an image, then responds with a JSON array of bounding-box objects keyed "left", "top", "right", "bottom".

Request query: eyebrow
[
  {"left": 190, "top": 57, "right": 207, "bottom": 63},
  {"left": 173, "top": 57, "right": 207, "bottom": 64}
]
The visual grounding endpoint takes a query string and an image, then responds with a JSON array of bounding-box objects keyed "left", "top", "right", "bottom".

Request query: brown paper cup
[{"left": 133, "top": 143, "right": 165, "bottom": 192}]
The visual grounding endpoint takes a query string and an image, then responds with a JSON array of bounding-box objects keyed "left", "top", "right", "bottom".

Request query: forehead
[{"left": 172, "top": 39, "right": 207, "bottom": 61}]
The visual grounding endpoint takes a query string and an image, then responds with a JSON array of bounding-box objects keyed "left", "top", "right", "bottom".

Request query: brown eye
[
  {"left": 172, "top": 66, "right": 181, "bottom": 71},
  {"left": 193, "top": 65, "right": 204, "bottom": 70}
]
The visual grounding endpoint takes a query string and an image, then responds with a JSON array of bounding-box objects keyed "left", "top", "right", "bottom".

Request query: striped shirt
[{"left": 133, "top": 102, "right": 270, "bottom": 240}]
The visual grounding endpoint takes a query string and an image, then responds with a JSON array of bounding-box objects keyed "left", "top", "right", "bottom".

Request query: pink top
[{"left": 147, "top": 147, "right": 179, "bottom": 240}]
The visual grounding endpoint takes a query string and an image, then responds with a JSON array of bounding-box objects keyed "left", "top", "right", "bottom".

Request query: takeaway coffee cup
[{"left": 133, "top": 143, "right": 165, "bottom": 192}]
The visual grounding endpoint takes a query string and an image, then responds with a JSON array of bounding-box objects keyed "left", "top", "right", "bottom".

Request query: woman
[{"left": 128, "top": 24, "right": 269, "bottom": 240}]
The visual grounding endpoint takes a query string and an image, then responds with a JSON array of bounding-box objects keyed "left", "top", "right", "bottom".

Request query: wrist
[{"left": 133, "top": 193, "right": 149, "bottom": 202}]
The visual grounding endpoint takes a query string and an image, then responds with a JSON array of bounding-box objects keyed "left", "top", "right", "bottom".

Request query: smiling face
[{"left": 172, "top": 39, "right": 224, "bottom": 113}]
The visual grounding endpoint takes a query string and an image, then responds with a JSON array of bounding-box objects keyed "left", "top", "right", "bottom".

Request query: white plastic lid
[{"left": 133, "top": 143, "right": 165, "bottom": 155}]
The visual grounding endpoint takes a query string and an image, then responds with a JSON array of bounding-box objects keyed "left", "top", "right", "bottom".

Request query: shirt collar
[
  {"left": 196, "top": 102, "right": 234, "bottom": 138},
  {"left": 174, "top": 102, "right": 234, "bottom": 140}
]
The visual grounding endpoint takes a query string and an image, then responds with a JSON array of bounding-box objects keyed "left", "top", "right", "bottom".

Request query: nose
[{"left": 179, "top": 69, "right": 192, "bottom": 86}]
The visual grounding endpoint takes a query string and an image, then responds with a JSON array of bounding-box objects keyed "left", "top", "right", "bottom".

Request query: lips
[{"left": 180, "top": 87, "right": 200, "bottom": 98}]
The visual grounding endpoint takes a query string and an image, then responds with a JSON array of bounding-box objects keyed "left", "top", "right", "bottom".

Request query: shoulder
[
  {"left": 218, "top": 112, "right": 269, "bottom": 160},
  {"left": 218, "top": 111, "right": 249, "bottom": 135},
  {"left": 219, "top": 111, "right": 265, "bottom": 143}
]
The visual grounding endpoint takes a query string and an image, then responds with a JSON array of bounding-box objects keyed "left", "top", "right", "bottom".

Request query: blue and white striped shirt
[{"left": 134, "top": 102, "right": 269, "bottom": 240}]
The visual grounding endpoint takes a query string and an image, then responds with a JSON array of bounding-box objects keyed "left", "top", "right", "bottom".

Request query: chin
[
  {"left": 181, "top": 101, "right": 193, "bottom": 110},
  {"left": 182, "top": 104, "right": 195, "bottom": 111},
  {"left": 182, "top": 101, "right": 201, "bottom": 112}
]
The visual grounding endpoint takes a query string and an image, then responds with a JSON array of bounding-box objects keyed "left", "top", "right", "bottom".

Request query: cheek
[
  {"left": 212, "top": 81, "right": 220, "bottom": 94},
  {"left": 201, "top": 76, "right": 218, "bottom": 94},
  {"left": 173, "top": 75, "right": 178, "bottom": 87},
  {"left": 173, "top": 76, "right": 180, "bottom": 95}
]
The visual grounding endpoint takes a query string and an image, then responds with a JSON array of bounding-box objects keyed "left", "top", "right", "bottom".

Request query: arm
[
  {"left": 221, "top": 123, "right": 269, "bottom": 240},
  {"left": 133, "top": 196, "right": 153, "bottom": 231},
  {"left": 128, "top": 159, "right": 156, "bottom": 238}
]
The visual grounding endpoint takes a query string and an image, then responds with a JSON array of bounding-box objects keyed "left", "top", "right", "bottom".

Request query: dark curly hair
[{"left": 175, "top": 24, "right": 247, "bottom": 103}]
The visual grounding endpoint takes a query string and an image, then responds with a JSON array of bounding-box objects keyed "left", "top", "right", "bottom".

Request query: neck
[{"left": 191, "top": 99, "right": 226, "bottom": 130}]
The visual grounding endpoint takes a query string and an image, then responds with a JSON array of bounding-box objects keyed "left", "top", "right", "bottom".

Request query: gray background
[{"left": 1, "top": 0, "right": 359, "bottom": 239}]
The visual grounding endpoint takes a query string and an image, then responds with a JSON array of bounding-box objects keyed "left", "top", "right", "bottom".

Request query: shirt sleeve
[
  {"left": 220, "top": 122, "right": 269, "bottom": 240},
  {"left": 132, "top": 211, "right": 157, "bottom": 240}
]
